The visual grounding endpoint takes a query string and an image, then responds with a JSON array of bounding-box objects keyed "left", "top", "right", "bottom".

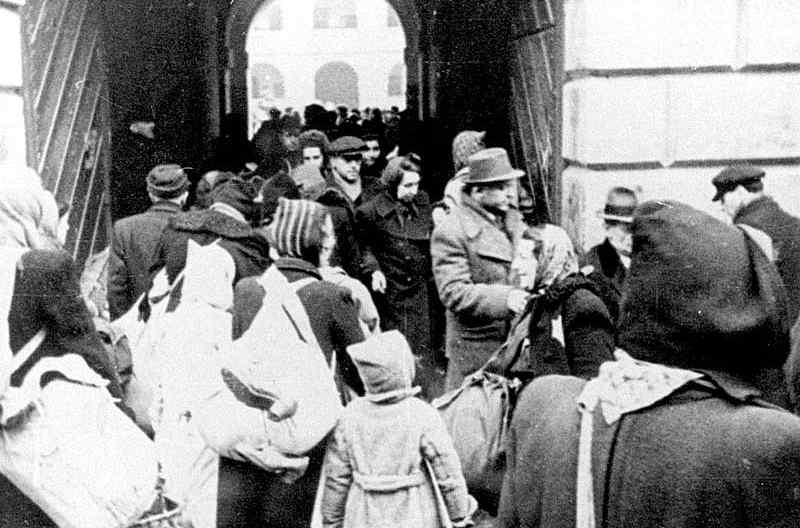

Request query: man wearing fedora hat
[
  {"left": 107, "top": 163, "right": 189, "bottom": 319},
  {"left": 581, "top": 186, "right": 638, "bottom": 306},
  {"left": 431, "top": 147, "right": 529, "bottom": 390},
  {"left": 712, "top": 165, "right": 800, "bottom": 323}
]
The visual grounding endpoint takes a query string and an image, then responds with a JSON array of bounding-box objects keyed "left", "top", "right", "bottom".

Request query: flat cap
[
  {"left": 711, "top": 165, "right": 765, "bottom": 202},
  {"left": 146, "top": 164, "right": 189, "bottom": 199},
  {"left": 328, "top": 136, "right": 366, "bottom": 156}
]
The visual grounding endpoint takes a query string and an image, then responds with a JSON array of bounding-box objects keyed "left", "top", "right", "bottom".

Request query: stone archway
[{"left": 225, "top": 0, "right": 421, "bottom": 124}]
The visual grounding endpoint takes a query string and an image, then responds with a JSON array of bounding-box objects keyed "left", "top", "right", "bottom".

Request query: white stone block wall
[
  {"left": 563, "top": 165, "right": 800, "bottom": 252},
  {"left": 561, "top": 0, "right": 800, "bottom": 251}
]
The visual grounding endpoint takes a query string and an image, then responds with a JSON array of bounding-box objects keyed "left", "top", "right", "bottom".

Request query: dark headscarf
[{"left": 618, "top": 200, "right": 789, "bottom": 378}]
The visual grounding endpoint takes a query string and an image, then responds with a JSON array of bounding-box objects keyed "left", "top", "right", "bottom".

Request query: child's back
[{"left": 320, "top": 331, "right": 475, "bottom": 528}]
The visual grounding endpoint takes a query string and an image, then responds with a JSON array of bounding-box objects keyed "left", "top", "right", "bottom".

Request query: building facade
[
  {"left": 560, "top": 0, "right": 800, "bottom": 250},
  {"left": 247, "top": 0, "right": 406, "bottom": 133}
]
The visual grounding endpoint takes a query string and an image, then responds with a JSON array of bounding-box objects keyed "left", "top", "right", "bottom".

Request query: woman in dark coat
[
  {"left": 496, "top": 224, "right": 614, "bottom": 381},
  {"left": 218, "top": 198, "right": 365, "bottom": 528},
  {"left": 356, "top": 155, "right": 443, "bottom": 397},
  {"left": 499, "top": 201, "right": 800, "bottom": 528},
  {"left": 0, "top": 169, "right": 127, "bottom": 527}
]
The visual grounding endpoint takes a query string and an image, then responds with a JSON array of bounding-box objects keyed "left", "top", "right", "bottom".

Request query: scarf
[{"left": 574, "top": 350, "right": 704, "bottom": 528}]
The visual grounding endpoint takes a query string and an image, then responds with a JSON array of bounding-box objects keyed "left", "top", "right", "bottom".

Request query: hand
[
  {"left": 233, "top": 441, "right": 309, "bottom": 483},
  {"left": 506, "top": 289, "right": 530, "bottom": 314},
  {"left": 371, "top": 270, "right": 387, "bottom": 293}
]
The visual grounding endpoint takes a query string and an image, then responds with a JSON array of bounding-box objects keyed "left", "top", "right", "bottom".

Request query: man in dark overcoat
[
  {"left": 431, "top": 148, "right": 529, "bottom": 390},
  {"left": 357, "top": 154, "right": 440, "bottom": 397},
  {"left": 317, "top": 136, "right": 371, "bottom": 280},
  {"left": 712, "top": 165, "right": 800, "bottom": 323},
  {"left": 107, "top": 164, "right": 188, "bottom": 319}
]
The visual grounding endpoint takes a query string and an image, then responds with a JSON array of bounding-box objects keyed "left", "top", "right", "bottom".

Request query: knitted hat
[
  {"left": 452, "top": 130, "right": 486, "bottom": 172},
  {"left": 347, "top": 330, "right": 416, "bottom": 396},
  {"left": 266, "top": 198, "right": 327, "bottom": 260},
  {"left": 211, "top": 176, "right": 261, "bottom": 222},
  {"left": 618, "top": 200, "right": 789, "bottom": 377},
  {"left": 146, "top": 164, "right": 189, "bottom": 199},
  {"left": 290, "top": 163, "right": 327, "bottom": 201}
]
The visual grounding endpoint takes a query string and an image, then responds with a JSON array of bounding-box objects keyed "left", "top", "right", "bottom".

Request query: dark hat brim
[{"left": 597, "top": 211, "right": 634, "bottom": 223}]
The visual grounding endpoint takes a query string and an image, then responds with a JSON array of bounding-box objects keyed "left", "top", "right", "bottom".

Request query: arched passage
[
  {"left": 225, "top": 0, "right": 422, "bottom": 126},
  {"left": 315, "top": 61, "right": 359, "bottom": 108}
]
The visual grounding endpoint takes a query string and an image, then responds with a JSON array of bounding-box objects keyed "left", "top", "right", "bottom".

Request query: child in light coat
[{"left": 321, "top": 330, "right": 476, "bottom": 528}]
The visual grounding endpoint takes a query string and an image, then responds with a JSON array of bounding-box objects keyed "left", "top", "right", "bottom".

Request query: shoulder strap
[
  {"left": 291, "top": 276, "right": 318, "bottom": 292},
  {"left": 10, "top": 330, "right": 47, "bottom": 379}
]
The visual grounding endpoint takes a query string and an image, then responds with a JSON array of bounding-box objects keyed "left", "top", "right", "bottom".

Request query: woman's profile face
[{"left": 511, "top": 238, "right": 538, "bottom": 291}]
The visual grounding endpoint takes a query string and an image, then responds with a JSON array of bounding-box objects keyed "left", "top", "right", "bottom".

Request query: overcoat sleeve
[
  {"left": 355, "top": 203, "right": 380, "bottom": 276},
  {"left": 420, "top": 406, "right": 473, "bottom": 522},
  {"left": 106, "top": 223, "right": 131, "bottom": 320},
  {"left": 430, "top": 219, "right": 513, "bottom": 321}
]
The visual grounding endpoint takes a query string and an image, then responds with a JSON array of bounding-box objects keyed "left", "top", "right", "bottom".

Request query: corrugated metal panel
[
  {"left": 509, "top": 0, "right": 564, "bottom": 223},
  {"left": 19, "top": 0, "right": 110, "bottom": 266}
]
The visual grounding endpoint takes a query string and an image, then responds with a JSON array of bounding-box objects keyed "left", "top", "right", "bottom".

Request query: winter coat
[
  {"left": 431, "top": 194, "right": 525, "bottom": 389},
  {"left": 232, "top": 257, "right": 365, "bottom": 395},
  {"left": 580, "top": 238, "right": 626, "bottom": 321},
  {"left": 317, "top": 183, "right": 365, "bottom": 280},
  {"left": 1, "top": 249, "right": 129, "bottom": 528},
  {"left": 218, "top": 258, "right": 365, "bottom": 528},
  {"left": 321, "top": 396, "right": 470, "bottom": 528},
  {"left": 735, "top": 196, "right": 800, "bottom": 323},
  {"left": 357, "top": 190, "right": 434, "bottom": 356},
  {"left": 150, "top": 209, "right": 270, "bottom": 308},
  {"left": 107, "top": 200, "right": 182, "bottom": 319},
  {"left": 499, "top": 373, "right": 800, "bottom": 528}
]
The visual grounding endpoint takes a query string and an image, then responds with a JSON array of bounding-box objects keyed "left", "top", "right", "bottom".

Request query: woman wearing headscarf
[
  {"left": 499, "top": 201, "right": 800, "bottom": 528},
  {"left": 494, "top": 224, "right": 614, "bottom": 381},
  {"left": 0, "top": 167, "right": 131, "bottom": 526},
  {"left": 439, "top": 130, "right": 486, "bottom": 215},
  {"left": 219, "top": 198, "right": 365, "bottom": 528}
]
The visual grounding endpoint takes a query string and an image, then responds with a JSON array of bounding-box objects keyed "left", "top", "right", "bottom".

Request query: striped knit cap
[{"left": 266, "top": 198, "right": 326, "bottom": 258}]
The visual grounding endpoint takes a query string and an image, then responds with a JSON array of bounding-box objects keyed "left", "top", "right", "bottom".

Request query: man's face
[
  {"left": 605, "top": 221, "right": 633, "bottom": 257},
  {"left": 302, "top": 146, "right": 324, "bottom": 168},
  {"left": 396, "top": 171, "right": 420, "bottom": 203},
  {"left": 720, "top": 186, "right": 745, "bottom": 219},
  {"left": 363, "top": 140, "right": 381, "bottom": 167},
  {"left": 331, "top": 153, "right": 362, "bottom": 184},
  {"left": 474, "top": 179, "right": 517, "bottom": 214}
]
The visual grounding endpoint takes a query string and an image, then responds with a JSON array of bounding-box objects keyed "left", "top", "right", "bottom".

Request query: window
[
  {"left": 251, "top": 63, "right": 285, "bottom": 101},
  {"left": 253, "top": 2, "right": 283, "bottom": 31},
  {"left": 267, "top": 3, "right": 282, "bottom": 30},
  {"left": 313, "top": 0, "right": 357, "bottom": 29},
  {"left": 315, "top": 62, "right": 359, "bottom": 108},
  {"left": 387, "top": 63, "right": 404, "bottom": 97},
  {"left": 387, "top": 6, "right": 400, "bottom": 27}
]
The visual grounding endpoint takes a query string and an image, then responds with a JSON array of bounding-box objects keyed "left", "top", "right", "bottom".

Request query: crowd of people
[{"left": 1, "top": 98, "right": 800, "bottom": 528}]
